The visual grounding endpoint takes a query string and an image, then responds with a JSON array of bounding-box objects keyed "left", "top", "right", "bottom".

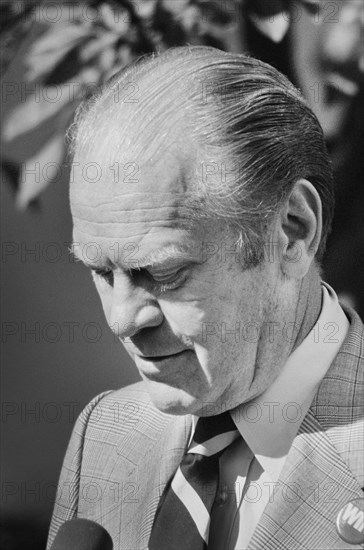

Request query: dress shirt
[{"left": 190, "top": 282, "right": 350, "bottom": 550}]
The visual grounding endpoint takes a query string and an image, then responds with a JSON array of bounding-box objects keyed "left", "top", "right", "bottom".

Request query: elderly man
[{"left": 47, "top": 47, "right": 363, "bottom": 550}]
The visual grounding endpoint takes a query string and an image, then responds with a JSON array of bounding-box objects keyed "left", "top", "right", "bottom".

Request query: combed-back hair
[{"left": 69, "top": 46, "right": 334, "bottom": 265}]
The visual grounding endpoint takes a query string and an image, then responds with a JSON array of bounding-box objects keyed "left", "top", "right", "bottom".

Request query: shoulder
[
  {"left": 312, "top": 305, "right": 364, "bottom": 416},
  {"left": 339, "top": 305, "right": 364, "bottom": 368},
  {"left": 76, "top": 381, "right": 180, "bottom": 445},
  {"left": 83, "top": 380, "right": 165, "bottom": 421},
  {"left": 311, "top": 306, "right": 364, "bottom": 484},
  {"left": 75, "top": 382, "right": 155, "bottom": 425}
]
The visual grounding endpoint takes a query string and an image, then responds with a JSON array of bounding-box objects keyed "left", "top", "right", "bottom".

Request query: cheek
[
  {"left": 162, "top": 296, "right": 242, "bottom": 375},
  {"left": 161, "top": 296, "right": 223, "bottom": 341}
]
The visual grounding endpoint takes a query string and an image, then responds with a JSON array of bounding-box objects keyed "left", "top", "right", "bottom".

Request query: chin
[{"left": 144, "top": 379, "right": 204, "bottom": 416}]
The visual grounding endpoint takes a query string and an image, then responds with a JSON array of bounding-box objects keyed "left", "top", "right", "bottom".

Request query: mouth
[
  {"left": 135, "top": 349, "right": 195, "bottom": 380},
  {"left": 138, "top": 350, "right": 189, "bottom": 362}
]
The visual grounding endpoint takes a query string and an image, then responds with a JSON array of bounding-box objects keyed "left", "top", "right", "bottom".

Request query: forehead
[{"left": 70, "top": 137, "right": 206, "bottom": 264}]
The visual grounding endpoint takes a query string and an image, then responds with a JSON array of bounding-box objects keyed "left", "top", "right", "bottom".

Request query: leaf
[
  {"left": 44, "top": 45, "right": 85, "bottom": 85},
  {"left": 29, "top": 23, "right": 91, "bottom": 57},
  {"left": 16, "top": 131, "right": 66, "bottom": 210},
  {"left": 1, "top": 65, "right": 101, "bottom": 143},
  {"left": 99, "top": 3, "right": 131, "bottom": 32},
  {"left": 2, "top": 86, "right": 71, "bottom": 142},
  {"left": 26, "top": 24, "right": 93, "bottom": 81},
  {"left": 98, "top": 45, "right": 117, "bottom": 76},
  {"left": 161, "top": 0, "right": 191, "bottom": 16},
  {"left": 78, "top": 31, "right": 119, "bottom": 62},
  {"left": 135, "top": 0, "right": 158, "bottom": 19},
  {"left": 177, "top": 5, "right": 200, "bottom": 32},
  {"left": 248, "top": 12, "right": 290, "bottom": 43}
]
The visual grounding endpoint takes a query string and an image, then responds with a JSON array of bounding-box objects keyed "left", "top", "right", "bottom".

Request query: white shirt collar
[{"left": 230, "top": 282, "right": 349, "bottom": 480}]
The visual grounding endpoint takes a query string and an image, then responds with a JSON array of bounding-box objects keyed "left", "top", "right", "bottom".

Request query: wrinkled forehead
[
  {"left": 69, "top": 134, "right": 203, "bottom": 249},
  {"left": 70, "top": 131, "right": 197, "bottom": 203},
  {"left": 69, "top": 90, "right": 207, "bottom": 247}
]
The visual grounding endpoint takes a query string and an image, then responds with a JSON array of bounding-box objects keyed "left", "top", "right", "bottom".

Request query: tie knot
[{"left": 189, "top": 412, "right": 239, "bottom": 456}]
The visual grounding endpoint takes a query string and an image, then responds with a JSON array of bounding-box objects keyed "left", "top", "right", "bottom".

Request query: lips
[
  {"left": 138, "top": 350, "right": 188, "bottom": 362},
  {"left": 135, "top": 349, "right": 193, "bottom": 379}
]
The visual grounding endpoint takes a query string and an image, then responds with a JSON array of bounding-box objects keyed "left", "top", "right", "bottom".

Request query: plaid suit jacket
[{"left": 47, "top": 308, "right": 364, "bottom": 550}]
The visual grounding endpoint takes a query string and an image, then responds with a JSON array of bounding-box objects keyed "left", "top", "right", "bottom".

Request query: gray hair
[{"left": 69, "top": 46, "right": 334, "bottom": 265}]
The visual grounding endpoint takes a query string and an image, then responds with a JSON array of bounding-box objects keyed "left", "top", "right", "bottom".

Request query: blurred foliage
[
  {"left": 0, "top": 1, "right": 39, "bottom": 77},
  {"left": 1, "top": 0, "right": 299, "bottom": 208},
  {"left": 0, "top": 0, "right": 245, "bottom": 207}
]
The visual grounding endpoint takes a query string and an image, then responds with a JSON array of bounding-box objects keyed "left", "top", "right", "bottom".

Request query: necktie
[{"left": 149, "top": 412, "right": 239, "bottom": 550}]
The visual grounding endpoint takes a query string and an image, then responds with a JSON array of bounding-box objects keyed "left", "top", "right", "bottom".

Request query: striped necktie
[{"left": 149, "top": 412, "right": 239, "bottom": 550}]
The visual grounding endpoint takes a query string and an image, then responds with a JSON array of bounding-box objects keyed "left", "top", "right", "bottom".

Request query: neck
[{"left": 291, "top": 265, "right": 323, "bottom": 351}]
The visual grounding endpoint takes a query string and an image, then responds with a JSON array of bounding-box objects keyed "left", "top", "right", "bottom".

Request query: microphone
[{"left": 50, "top": 518, "right": 113, "bottom": 550}]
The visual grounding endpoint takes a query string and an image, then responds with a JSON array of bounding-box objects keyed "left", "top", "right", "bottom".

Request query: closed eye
[
  {"left": 147, "top": 267, "right": 188, "bottom": 293},
  {"left": 91, "top": 266, "right": 188, "bottom": 293}
]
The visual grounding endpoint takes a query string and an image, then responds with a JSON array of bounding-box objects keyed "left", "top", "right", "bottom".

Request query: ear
[{"left": 277, "top": 179, "right": 322, "bottom": 278}]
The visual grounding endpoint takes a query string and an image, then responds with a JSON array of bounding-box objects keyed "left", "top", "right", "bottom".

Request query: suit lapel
[
  {"left": 136, "top": 412, "right": 192, "bottom": 549},
  {"left": 248, "top": 410, "right": 363, "bottom": 549},
  {"left": 249, "top": 309, "right": 364, "bottom": 549}
]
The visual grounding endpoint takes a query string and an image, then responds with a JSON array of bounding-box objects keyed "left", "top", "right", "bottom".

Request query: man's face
[{"left": 71, "top": 138, "right": 295, "bottom": 416}]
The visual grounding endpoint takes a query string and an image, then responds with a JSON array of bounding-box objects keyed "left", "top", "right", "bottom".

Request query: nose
[{"left": 107, "top": 273, "right": 164, "bottom": 339}]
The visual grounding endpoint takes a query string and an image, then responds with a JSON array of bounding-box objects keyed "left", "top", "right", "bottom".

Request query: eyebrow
[
  {"left": 129, "top": 243, "right": 199, "bottom": 269},
  {"left": 70, "top": 242, "right": 199, "bottom": 270}
]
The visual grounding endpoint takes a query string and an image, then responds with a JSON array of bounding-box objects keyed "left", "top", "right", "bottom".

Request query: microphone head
[{"left": 51, "top": 519, "right": 113, "bottom": 550}]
